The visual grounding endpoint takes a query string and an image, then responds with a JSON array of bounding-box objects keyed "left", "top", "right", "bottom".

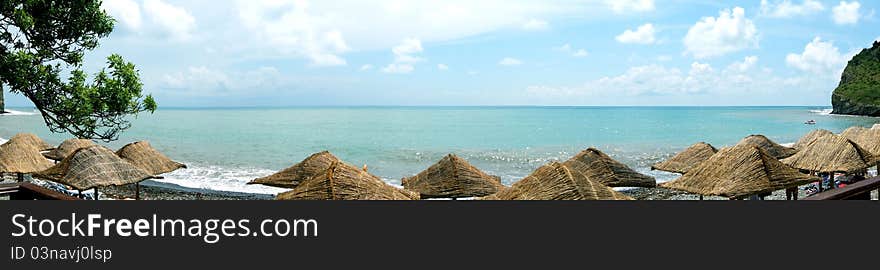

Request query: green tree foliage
[{"left": 0, "top": 0, "right": 156, "bottom": 142}]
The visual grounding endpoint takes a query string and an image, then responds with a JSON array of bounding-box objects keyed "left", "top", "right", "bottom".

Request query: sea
[{"left": 2, "top": 106, "right": 878, "bottom": 195}]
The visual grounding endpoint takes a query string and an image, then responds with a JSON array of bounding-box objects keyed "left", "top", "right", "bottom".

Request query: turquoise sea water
[{"left": 2, "top": 106, "right": 878, "bottom": 194}]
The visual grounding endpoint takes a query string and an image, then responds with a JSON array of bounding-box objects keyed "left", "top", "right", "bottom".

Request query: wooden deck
[
  {"left": 804, "top": 176, "right": 880, "bottom": 200},
  {"left": 0, "top": 182, "right": 81, "bottom": 200}
]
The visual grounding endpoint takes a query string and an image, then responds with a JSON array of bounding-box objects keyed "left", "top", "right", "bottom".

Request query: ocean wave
[
  {"left": 156, "top": 164, "right": 288, "bottom": 195},
  {"left": 0, "top": 109, "right": 38, "bottom": 116},
  {"left": 0, "top": 137, "right": 6, "bottom": 144},
  {"left": 809, "top": 109, "right": 832, "bottom": 115},
  {"left": 810, "top": 108, "right": 880, "bottom": 118}
]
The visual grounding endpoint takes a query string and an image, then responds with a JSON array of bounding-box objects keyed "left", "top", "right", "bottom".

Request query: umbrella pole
[
  {"left": 136, "top": 183, "right": 140, "bottom": 200},
  {"left": 94, "top": 188, "right": 98, "bottom": 201},
  {"left": 699, "top": 195, "right": 703, "bottom": 200},
  {"left": 78, "top": 190, "right": 82, "bottom": 199},
  {"left": 829, "top": 173, "right": 836, "bottom": 190},
  {"left": 17, "top": 173, "right": 24, "bottom": 182}
]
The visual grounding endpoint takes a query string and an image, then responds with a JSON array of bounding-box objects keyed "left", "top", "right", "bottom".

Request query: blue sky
[{"left": 4, "top": 0, "right": 880, "bottom": 107}]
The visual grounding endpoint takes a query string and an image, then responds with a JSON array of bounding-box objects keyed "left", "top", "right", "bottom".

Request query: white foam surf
[
  {"left": 809, "top": 109, "right": 832, "bottom": 115},
  {"left": 156, "top": 164, "right": 288, "bottom": 195},
  {"left": 810, "top": 108, "right": 880, "bottom": 118}
]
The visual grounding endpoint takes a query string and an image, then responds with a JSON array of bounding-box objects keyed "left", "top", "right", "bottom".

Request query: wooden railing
[
  {"left": 804, "top": 176, "right": 880, "bottom": 200},
  {"left": 0, "top": 183, "right": 81, "bottom": 200}
]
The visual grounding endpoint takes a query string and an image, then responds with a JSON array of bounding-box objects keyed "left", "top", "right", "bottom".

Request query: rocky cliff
[{"left": 831, "top": 41, "right": 880, "bottom": 116}]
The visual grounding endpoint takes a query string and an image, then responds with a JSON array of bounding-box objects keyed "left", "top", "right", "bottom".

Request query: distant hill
[{"left": 832, "top": 41, "right": 880, "bottom": 116}]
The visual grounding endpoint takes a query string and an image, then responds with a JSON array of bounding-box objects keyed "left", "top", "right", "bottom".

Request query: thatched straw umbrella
[
  {"left": 660, "top": 144, "right": 817, "bottom": 200},
  {"left": 43, "top": 139, "right": 96, "bottom": 161},
  {"left": 840, "top": 126, "right": 880, "bottom": 155},
  {"left": 248, "top": 151, "right": 340, "bottom": 188},
  {"left": 781, "top": 134, "right": 877, "bottom": 191},
  {"left": 0, "top": 138, "right": 54, "bottom": 182},
  {"left": 735, "top": 135, "right": 796, "bottom": 159},
  {"left": 116, "top": 141, "right": 186, "bottom": 175},
  {"left": 485, "top": 162, "right": 631, "bottom": 200},
  {"left": 115, "top": 141, "right": 186, "bottom": 199},
  {"left": 651, "top": 142, "right": 717, "bottom": 174},
  {"left": 793, "top": 129, "right": 833, "bottom": 150},
  {"left": 4, "top": 133, "right": 55, "bottom": 151},
  {"left": 782, "top": 134, "right": 876, "bottom": 173},
  {"left": 840, "top": 126, "right": 869, "bottom": 138},
  {"left": 561, "top": 148, "right": 656, "bottom": 188},
  {"left": 34, "top": 145, "right": 157, "bottom": 200},
  {"left": 276, "top": 161, "right": 418, "bottom": 200},
  {"left": 402, "top": 154, "right": 504, "bottom": 199}
]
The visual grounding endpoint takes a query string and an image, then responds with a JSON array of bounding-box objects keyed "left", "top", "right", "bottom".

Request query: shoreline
[
  {"left": 98, "top": 181, "right": 275, "bottom": 200},
  {"left": 6, "top": 174, "right": 878, "bottom": 200}
]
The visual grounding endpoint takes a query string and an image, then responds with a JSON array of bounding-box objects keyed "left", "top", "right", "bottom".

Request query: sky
[{"left": 4, "top": 0, "right": 880, "bottom": 107}]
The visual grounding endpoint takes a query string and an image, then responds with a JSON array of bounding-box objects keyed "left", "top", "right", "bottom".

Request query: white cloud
[
  {"left": 159, "top": 66, "right": 284, "bottom": 96},
  {"left": 555, "top": 44, "right": 572, "bottom": 51},
  {"left": 383, "top": 38, "right": 424, "bottom": 74},
  {"left": 183, "top": 0, "right": 641, "bottom": 67},
  {"left": 360, "top": 64, "right": 374, "bottom": 71},
  {"left": 499, "top": 57, "right": 523, "bottom": 66},
  {"left": 437, "top": 64, "right": 449, "bottom": 70},
  {"left": 555, "top": 44, "right": 589, "bottom": 57},
  {"left": 391, "top": 38, "right": 424, "bottom": 62},
  {"left": 786, "top": 37, "right": 849, "bottom": 75},
  {"left": 381, "top": 64, "right": 415, "bottom": 74},
  {"left": 521, "top": 19, "right": 550, "bottom": 31},
  {"left": 162, "top": 66, "right": 227, "bottom": 90},
  {"left": 100, "top": 0, "right": 195, "bottom": 41},
  {"left": 524, "top": 57, "right": 832, "bottom": 105},
  {"left": 238, "top": 0, "right": 351, "bottom": 66},
  {"left": 261, "top": 0, "right": 580, "bottom": 51},
  {"left": 143, "top": 0, "right": 196, "bottom": 41},
  {"left": 727, "top": 56, "right": 759, "bottom": 73},
  {"left": 832, "top": 1, "right": 861, "bottom": 25},
  {"left": 684, "top": 7, "right": 759, "bottom": 59},
  {"left": 616, "top": 23, "right": 656, "bottom": 44},
  {"left": 101, "top": 0, "right": 142, "bottom": 31},
  {"left": 759, "top": 0, "right": 825, "bottom": 18},
  {"left": 605, "top": 0, "right": 655, "bottom": 13},
  {"left": 527, "top": 64, "right": 711, "bottom": 97},
  {"left": 690, "top": 62, "right": 714, "bottom": 75}
]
